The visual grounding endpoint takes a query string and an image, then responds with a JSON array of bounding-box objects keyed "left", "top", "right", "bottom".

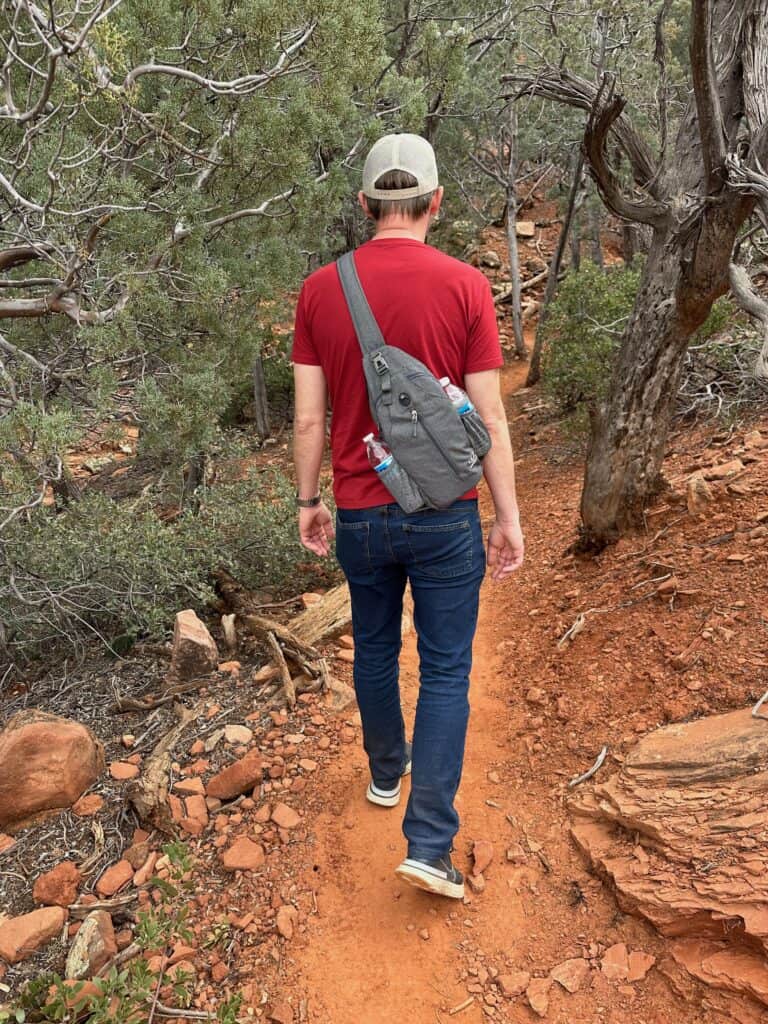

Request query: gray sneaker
[
  {"left": 395, "top": 854, "right": 465, "bottom": 899},
  {"left": 365, "top": 742, "right": 412, "bottom": 807}
]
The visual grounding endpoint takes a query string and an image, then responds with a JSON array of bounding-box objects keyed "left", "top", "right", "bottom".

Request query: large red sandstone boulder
[
  {"left": 0, "top": 906, "right": 67, "bottom": 963},
  {"left": 570, "top": 708, "right": 768, "bottom": 1019},
  {"left": 0, "top": 711, "right": 104, "bottom": 832},
  {"left": 168, "top": 609, "right": 219, "bottom": 682}
]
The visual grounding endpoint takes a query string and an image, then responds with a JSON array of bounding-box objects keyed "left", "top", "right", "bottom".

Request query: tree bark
[
  {"left": 505, "top": 105, "right": 527, "bottom": 359},
  {"left": 589, "top": 202, "right": 603, "bottom": 267},
  {"left": 252, "top": 353, "right": 270, "bottom": 440}
]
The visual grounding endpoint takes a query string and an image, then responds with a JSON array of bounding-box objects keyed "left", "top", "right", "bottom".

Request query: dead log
[
  {"left": 290, "top": 584, "right": 351, "bottom": 645},
  {"left": 569, "top": 708, "right": 768, "bottom": 1012},
  {"left": 267, "top": 631, "right": 296, "bottom": 709},
  {"left": 127, "top": 702, "right": 201, "bottom": 832}
]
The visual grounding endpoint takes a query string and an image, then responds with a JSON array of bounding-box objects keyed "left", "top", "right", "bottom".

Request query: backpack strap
[{"left": 336, "top": 251, "right": 393, "bottom": 404}]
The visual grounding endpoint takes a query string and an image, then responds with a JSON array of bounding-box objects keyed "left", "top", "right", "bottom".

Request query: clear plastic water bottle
[
  {"left": 363, "top": 433, "right": 393, "bottom": 473},
  {"left": 439, "top": 376, "right": 475, "bottom": 415}
]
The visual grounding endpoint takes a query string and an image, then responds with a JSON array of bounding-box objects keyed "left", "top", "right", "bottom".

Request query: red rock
[
  {"left": 601, "top": 943, "right": 630, "bottom": 982},
  {"left": 169, "top": 794, "right": 185, "bottom": 822},
  {"left": 268, "top": 1001, "right": 294, "bottom": 1024},
  {"left": 96, "top": 860, "right": 134, "bottom": 897},
  {"left": 276, "top": 905, "right": 298, "bottom": 940},
  {"left": 0, "top": 710, "right": 104, "bottom": 832},
  {"left": 299, "top": 759, "right": 318, "bottom": 772},
  {"left": 115, "top": 929, "right": 133, "bottom": 950},
  {"left": 271, "top": 803, "right": 301, "bottom": 829},
  {"left": 526, "top": 977, "right": 552, "bottom": 1017},
  {"left": 180, "top": 817, "right": 204, "bottom": 837},
  {"left": 0, "top": 907, "right": 67, "bottom": 963},
  {"left": 551, "top": 957, "right": 590, "bottom": 993},
  {"left": 211, "top": 961, "right": 229, "bottom": 982},
  {"left": 207, "top": 750, "right": 263, "bottom": 800},
  {"left": 254, "top": 804, "right": 271, "bottom": 823},
  {"left": 627, "top": 950, "right": 656, "bottom": 983},
  {"left": 472, "top": 839, "right": 494, "bottom": 876},
  {"left": 0, "top": 834, "right": 16, "bottom": 854},
  {"left": 338, "top": 635, "right": 354, "bottom": 649},
  {"left": 174, "top": 777, "right": 206, "bottom": 796},
  {"left": 109, "top": 761, "right": 139, "bottom": 780},
  {"left": 189, "top": 739, "right": 205, "bottom": 756},
  {"left": 72, "top": 794, "right": 103, "bottom": 817},
  {"left": 224, "top": 724, "right": 253, "bottom": 745},
  {"left": 525, "top": 687, "right": 547, "bottom": 706},
  {"left": 218, "top": 661, "right": 241, "bottom": 676},
  {"left": 168, "top": 609, "right": 219, "bottom": 682},
  {"left": 497, "top": 970, "right": 530, "bottom": 998},
  {"left": 335, "top": 649, "right": 355, "bottom": 664},
  {"left": 64, "top": 910, "right": 116, "bottom": 979},
  {"left": 703, "top": 458, "right": 744, "bottom": 480},
  {"left": 184, "top": 794, "right": 209, "bottom": 825},
  {"left": 467, "top": 873, "right": 485, "bottom": 894},
  {"left": 133, "top": 851, "right": 159, "bottom": 887},
  {"left": 220, "top": 837, "right": 265, "bottom": 872},
  {"left": 33, "top": 861, "right": 81, "bottom": 907},
  {"left": 169, "top": 943, "right": 196, "bottom": 965}
]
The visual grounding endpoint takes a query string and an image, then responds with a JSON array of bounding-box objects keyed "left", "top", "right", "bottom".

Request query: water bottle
[
  {"left": 363, "top": 433, "right": 393, "bottom": 473},
  {"left": 439, "top": 376, "right": 474, "bottom": 416}
]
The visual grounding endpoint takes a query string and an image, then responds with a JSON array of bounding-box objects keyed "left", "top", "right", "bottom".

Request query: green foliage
[
  {"left": 1, "top": 842, "right": 243, "bottom": 1024},
  {"left": 2, "top": 470, "right": 334, "bottom": 657},
  {"left": 541, "top": 262, "right": 643, "bottom": 430}
]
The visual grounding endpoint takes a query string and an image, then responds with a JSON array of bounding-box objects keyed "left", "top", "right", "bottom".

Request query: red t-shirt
[{"left": 291, "top": 237, "right": 503, "bottom": 509}]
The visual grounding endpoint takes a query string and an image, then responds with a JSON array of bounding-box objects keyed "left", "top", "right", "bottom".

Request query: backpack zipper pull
[{"left": 411, "top": 409, "right": 418, "bottom": 437}]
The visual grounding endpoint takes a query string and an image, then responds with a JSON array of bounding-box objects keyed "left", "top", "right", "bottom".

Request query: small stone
[
  {"left": 211, "top": 961, "right": 229, "bottom": 982},
  {"left": 487, "top": 770, "right": 500, "bottom": 784},
  {"left": 0, "top": 907, "right": 67, "bottom": 963},
  {"left": 168, "top": 609, "right": 219, "bottom": 682},
  {"left": 218, "top": 661, "right": 241, "bottom": 677},
  {"left": 224, "top": 724, "right": 253, "bottom": 745},
  {"left": 338, "top": 635, "right": 355, "bottom": 649},
  {"left": 516, "top": 220, "right": 536, "bottom": 238},
  {"left": 336, "top": 649, "right": 355, "bottom": 664},
  {"left": 472, "top": 839, "right": 494, "bottom": 876},
  {"left": 271, "top": 803, "right": 301, "bottom": 829},
  {"left": 121, "top": 734, "right": 135, "bottom": 749},
  {"left": 627, "top": 950, "right": 656, "bottom": 983},
  {"left": 497, "top": 971, "right": 530, "bottom": 998},
  {"left": 418, "top": 928, "right": 430, "bottom": 940},
  {"left": 33, "top": 861, "right": 81, "bottom": 907},
  {"left": 551, "top": 957, "right": 590, "bottom": 993},
  {"left": 526, "top": 977, "right": 552, "bottom": 1017},
  {"left": 268, "top": 1000, "right": 293, "bottom": 1024},
  {"left": 95, "top": 859, "right": 134, "bottom": 897},
  {"left": 601, "top": 942, "right": 630, "bottom": 982},
  {"left": 220, "top": 837, "right": 265, "bottom": 872},
  {"left": 467, "top": 873, "right": 486, "bottom": 894},
  {"left": 71, "top": 794, "right": 103, "bottom": 817},
  {"left": 133, "top": 851, "right": 159, "bottom": 887},
  {"left": 64, "top": 910, "right": 117, "bottom": 979},
  {"left": 0, "top": 833, "right": 16, "bottom": 854},
  {"left": 505, "top": 843, "right": 527, "bottom": 864},
  {"left": 703, "top": 458, "right": 744, "bottom": 480},
  {"left": 525, "top": 687, "right": 547, "bottom": 707},
  {"left": 299, "top": 759, "right": 318, "bottom": 772},
  {"left": 207, "top": 749, "right": 263, "bottom": 800},
  {"left": 480, "top": 249, "right": 502, "bottom": 268},
  {"left": 109, "top": 761, "right": 139, "bottom": 781},
  {"left": 174, "top": 777, "right": 205, "bottom": 796},
  {"left": 276, "top": 905, "right": 298, "bottom": 940}
]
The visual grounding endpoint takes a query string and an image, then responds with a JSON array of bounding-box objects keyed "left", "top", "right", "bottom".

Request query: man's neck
[{"left": 372, "top": 218, "right": 429, "bottom": 242}]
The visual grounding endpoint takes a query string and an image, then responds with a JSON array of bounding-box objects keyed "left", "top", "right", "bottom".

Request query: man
[{"left": 291, "top": 133, "right": 523, "bottom": 898}]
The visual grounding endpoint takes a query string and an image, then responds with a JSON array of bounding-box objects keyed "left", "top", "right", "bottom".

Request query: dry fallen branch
[
  {"left": 267, "top": 631, "right": 297, "bottom": 709},
  {"left": 568, "top": 746, "right": 608, "bottom": 788}
]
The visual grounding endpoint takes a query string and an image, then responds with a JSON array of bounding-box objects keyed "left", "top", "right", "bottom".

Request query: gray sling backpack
[{"left": 336, "top": 250, "right": 491, "bottom": 514}]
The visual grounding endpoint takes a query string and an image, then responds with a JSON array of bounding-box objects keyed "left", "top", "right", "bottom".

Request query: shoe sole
[
  {"left": 366, "top": 756, "right": 412, "bottom": 807},
  {"left": 366, "top": 782, "right": 401, "bottom": 807},
  {"left": 395, "top": 859, "right": 465, "bottom": 899}
]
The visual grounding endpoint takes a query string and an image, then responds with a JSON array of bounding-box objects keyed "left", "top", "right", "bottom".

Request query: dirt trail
[{"left": 290, "top": 362, "right": 719, "bottom": 1024}]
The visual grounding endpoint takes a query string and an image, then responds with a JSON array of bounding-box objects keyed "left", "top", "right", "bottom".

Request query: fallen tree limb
[
  {"left": 267, "top": 630, "right": 296, "bottom": 708},
  {"left": 127, "top": 702, "right": 201, "bottom": 831}
]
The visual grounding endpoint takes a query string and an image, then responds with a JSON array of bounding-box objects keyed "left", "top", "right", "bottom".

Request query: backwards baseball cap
[{"left": 362, "top": 133, "right": 439, "bottom": 200}]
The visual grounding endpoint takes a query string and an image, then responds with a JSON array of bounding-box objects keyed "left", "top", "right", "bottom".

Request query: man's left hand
[{"left": 298, "top": 502, "right": 335, "bottom": 556}]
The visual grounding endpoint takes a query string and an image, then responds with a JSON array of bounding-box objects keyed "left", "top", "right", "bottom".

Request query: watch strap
[{"left": 296, "top": 494, "right": 321, "bottom": 508}]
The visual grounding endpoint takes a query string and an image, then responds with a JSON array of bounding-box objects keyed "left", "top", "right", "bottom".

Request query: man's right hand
[{"left": 487, "top": 518, "right": 524, "bottom": 580}]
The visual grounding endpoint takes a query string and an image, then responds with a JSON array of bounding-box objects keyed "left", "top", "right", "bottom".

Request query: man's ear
[
  {"left": 358, "top": 190, "right": 373, "bottom": 219},
  {"left": 429, "top": 186, "right": 444, "bottom": 217}
]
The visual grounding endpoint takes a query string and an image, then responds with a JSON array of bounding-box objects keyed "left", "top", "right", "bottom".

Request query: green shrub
[
  {"left": 2, "top": 471, "right": 337, "bottom": 659},
  {"left": 541, "top": 261, "right": 642, "bottom": 429}
]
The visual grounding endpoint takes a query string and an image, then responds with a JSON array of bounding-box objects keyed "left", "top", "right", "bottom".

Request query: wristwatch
[{"left": 296, "top": 493, "right": 321, "bottom": 508}]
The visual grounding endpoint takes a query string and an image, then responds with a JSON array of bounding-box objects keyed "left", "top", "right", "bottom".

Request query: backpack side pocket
[
  {"left": 461, "top": 408, "right": 492, "bottom": 459},
  {"left": 377, "top": 459, "right": 429, "bottom": 514}
]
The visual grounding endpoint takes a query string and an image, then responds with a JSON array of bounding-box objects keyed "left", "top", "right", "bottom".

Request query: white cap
[
  {"left": 363, "top": 433, "right": 374, "bottom": 443},
  {"left": 362, "top": 133, "right": 439, "bottom": 200}
]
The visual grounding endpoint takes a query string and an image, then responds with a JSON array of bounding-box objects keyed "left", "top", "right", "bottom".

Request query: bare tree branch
[
  {"left": 690, "top": 0, "right": 728, "bottom": 192},
  {"left": 729, "top": 262, "right": 768, "bottom": 378}
]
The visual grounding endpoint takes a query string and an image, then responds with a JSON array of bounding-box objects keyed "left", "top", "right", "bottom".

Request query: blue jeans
[{"left": 335, "top": 499, "right": 486, "bottom": 861}]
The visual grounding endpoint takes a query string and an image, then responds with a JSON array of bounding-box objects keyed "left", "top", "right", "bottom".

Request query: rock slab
[
  {"left": 0, "top": 906, "right": 67, "bottom": 964},
  {"left": 207, "top": 749, "right": 262, "bottom": 800},
  {"left": 169, "top": 609, "right": 219, "bottom": 682},
  {"left": 33, "top": 861, "right": 82, "bottom": 908},
  {"left": 0, "top": 710, "right": 104, "bottom": 832},
  {"left": 65, "top": 910, "right": 117, "bottom": 979}
]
